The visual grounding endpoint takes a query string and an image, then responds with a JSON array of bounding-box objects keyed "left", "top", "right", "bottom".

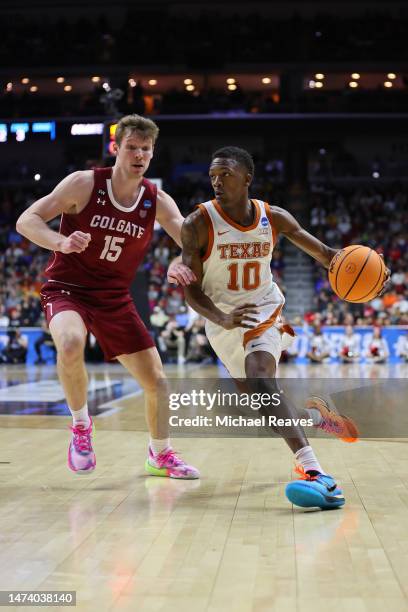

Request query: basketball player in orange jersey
[
  {"left": 16, "top": 114, "right": 199, "bottom": 479},
  {"left": 181, "top": 146, "right": 388, "bottom": 509}
]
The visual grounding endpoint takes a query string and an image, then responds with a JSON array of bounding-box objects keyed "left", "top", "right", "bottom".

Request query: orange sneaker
[{"left": 305, "top": 396, "right": 359, "bottom": 443}]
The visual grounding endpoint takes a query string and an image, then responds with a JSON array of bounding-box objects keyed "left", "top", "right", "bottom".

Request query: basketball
[{"left": 328, "top": 245, "right": 385, "bottom": 303}]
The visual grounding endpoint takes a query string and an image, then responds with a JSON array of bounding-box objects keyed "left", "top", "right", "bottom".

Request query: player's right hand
[
  {"left": 59, "top": 231, "right": 91, "bottom": 254},
  {"left": 220, "top": 304, "right": 259, "bottom": 330}
]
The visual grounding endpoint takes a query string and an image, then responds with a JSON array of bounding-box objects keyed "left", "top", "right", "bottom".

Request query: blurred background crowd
[
  {"left": 1, "top": 0, "right": 407, "bottom": 364},
  {"left": 1, "top": 178, "right": 407, "bottom": 365}
]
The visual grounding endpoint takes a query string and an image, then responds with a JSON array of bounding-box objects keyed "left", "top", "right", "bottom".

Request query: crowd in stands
[
  {"left": 308, "top": 150, "right": 408, "bottom": 181},
  {"left": 0, "top": 173, "right": 407, "bottom": 364},
  {"left": 282, "top": 320, "right": 400, "bottom": 365},
  {"left": 308, "top": 184, "right": 408, "bottom": 327}
]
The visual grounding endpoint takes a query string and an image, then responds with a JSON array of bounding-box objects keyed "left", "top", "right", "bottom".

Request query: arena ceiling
[{"left": 1, "top": 0, "right": 405, "bottom": 14}]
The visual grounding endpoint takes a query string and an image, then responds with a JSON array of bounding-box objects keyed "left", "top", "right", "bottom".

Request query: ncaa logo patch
[
  {"left": 143, "top": 200, "right": 152, "bottom": 209},
  {"left": 261, "top": 216, "right": 269, "bottom": 227}
]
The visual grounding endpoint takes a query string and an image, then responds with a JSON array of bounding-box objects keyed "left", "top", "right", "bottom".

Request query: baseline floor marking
[{"left": 0, "top": 379, "right": 122, "bottom": 403}]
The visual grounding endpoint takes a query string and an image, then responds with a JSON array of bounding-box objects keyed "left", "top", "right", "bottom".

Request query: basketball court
[{"left": 1, "top": 361, "right": 408, "bottom": 611}]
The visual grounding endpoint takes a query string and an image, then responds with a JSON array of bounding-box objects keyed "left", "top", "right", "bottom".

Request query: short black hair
[{"left": 211, "top": 146, "right": 254, "bottom": 176}]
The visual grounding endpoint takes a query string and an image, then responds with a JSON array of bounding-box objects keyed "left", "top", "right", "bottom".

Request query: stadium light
[
  {"left": 32, "top": 122, "right": 56, "bottom": 140},
  {"left": 64, "top": 85, "right": 72, "bottom": 92},
  {"left": 186, "top": 84, "right": 195, "bottom": 91},
  {"left": 148, "top": 79, "right": 157, "bottom": 86},
  {"left": 351, "top": 73, "right": 360, "bottom": 80},
  {"left": 308, "top": 80, "right": 316, "bottom": 88},
  {"left": 71, "top": 123, "right": 104, "bottom": 136},
  {"left": 56, "top": 77, "right": 65, "bottom": 83},
  {"left": 6, "top": 82, "right": 12, "bottom": 91},
  {"left": 226, "top": 78, "right": 236, "bottom": 84},
  {"left": 91, "top": 76, "right": 101, "bottom": 83},
  {"left": 21, "top": 77, "right": 30, "bottom": 84},
  {"left": 228, "top": 84, "right": 237, "bottom": 91},
  {"left": 315, "top": 73, "right": 325, "bottom": 80},
  {"left": 349, "top": 81, "right": 358, "bottom": 88},
  {"left": 128, "top": 79, "right": 136, "bottom": 87},
  {"left": 10, "top": 123, "right": 29, "bottom": 142},
  {"left": 29, "top": 86, "right": 38, "bottom": 92},
  {"left": 315, "top": 82, "right": 323, "bottom": 88},
  {"left": 387, "top": 73, "right": 396, "bottom": 80},
  {"left": 262, "top": 77, "right": 271, "bottom": 84},
  {"left": 372, "top": 172, "right": 380, "bottom": 178},
  {"left": 384, "top": 81, "right": 393, "bottom": 88},
  {"left": 34, "top": 174, "right": 41, "bottom": 181},
  {"left": 184, "top": 79, "right": 193, "bottom": 85}
]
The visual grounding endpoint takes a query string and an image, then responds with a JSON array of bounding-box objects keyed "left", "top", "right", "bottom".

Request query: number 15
[{"left": 100, "top": 235, "right": 125, "bottom": 262}]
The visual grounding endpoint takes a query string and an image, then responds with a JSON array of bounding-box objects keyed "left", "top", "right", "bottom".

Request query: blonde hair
[{"left": 115, "top": 114, "right": 159, "bottom": 145}]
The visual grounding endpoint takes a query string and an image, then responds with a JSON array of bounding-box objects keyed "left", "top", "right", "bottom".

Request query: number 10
[{"left": 227, "top": 261, "right": 261, "bottom": 291}]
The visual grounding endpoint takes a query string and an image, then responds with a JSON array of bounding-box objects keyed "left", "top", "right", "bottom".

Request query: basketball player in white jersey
[{"left": 181, "top": 146, "right": 366, "bottom": 509}]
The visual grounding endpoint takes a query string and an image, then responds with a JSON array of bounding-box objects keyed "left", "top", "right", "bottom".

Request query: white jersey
[
  {"left": 198, "top": 198, "right": 282, "bottom": 312},
  {"left": 196, "top": 198, "right": 293, "bottom": 378}
]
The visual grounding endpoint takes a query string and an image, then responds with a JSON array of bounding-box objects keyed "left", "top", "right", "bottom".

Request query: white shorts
[{"left": 205, "top": 287, "right": 294, "bottom": 378}]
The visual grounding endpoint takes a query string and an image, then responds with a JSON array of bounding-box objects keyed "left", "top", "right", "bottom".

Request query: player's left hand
[
  {"left": 167, "top": 262, "right": 197, "bottom": 286},
  {"left": 377, "top": 254, "right": 391, "bottom": 297}
]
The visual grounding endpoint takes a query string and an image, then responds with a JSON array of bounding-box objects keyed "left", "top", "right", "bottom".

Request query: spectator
[
  {"left": 338, "top": 325, "right": 361, "bottom": 363},
  {"left": 34, "top": 319, "right": 56, "bottom": 364},
  {"left": 185, "top": 318, "right": 215, "bottom": 364},
  {"left": 150, "top": 305, "right": 169, "bottom": 331},
  {"left": 0, "top": 305, "right": 9, "bottom": 327},
  {"left": 158, "top": 316, "right": 186, "bottom": 364},
  {"left": 365, "top": 327, "right": 389, "bottom": 363},
  {"left": 396, "top": 333, "right": 408, "bottom": 362},
  {"left": 306, "top": 324, "right": 332, "bottom": 363},
  {"left": 1, "top": 329, "right": 28, "bottom": 364}
]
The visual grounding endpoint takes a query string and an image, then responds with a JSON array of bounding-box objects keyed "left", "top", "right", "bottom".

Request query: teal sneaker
[{"left": 286, "top": 466, "right": 345, "bottom": 510}]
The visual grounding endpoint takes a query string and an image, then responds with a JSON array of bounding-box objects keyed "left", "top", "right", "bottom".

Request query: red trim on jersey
[
  {"left": 196, "top": 204, "right": 214, "bottom": 262},
  {"left": 212, "top": 198, "right": 260, "bottom": 232}
]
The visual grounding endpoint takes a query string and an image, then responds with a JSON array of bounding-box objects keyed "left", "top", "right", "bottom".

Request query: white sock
[
  {"left": 71, "top": 403, "right": 90, "bottom": 427},
  {"left": 305, "top": 408, "right": 323, "bottom": 426},
  {"left": 150, "top": 438, "right": 171, "bottom": 456},
  {"left": 295, "top": 445, "right": 325, "bottom": 474}
]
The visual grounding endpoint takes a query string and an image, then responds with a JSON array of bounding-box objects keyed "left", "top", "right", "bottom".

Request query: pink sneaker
[
  {"left": 68, "top": 417, "right": 96, "bottom": 474},
  {"left": 145, "top": 446, "right": 200, "bottom": 479}
]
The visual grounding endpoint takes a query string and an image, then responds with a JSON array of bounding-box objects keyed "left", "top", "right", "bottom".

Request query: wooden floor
[{"left": 1, "top": 362, "right": 408, "bottom": 611}]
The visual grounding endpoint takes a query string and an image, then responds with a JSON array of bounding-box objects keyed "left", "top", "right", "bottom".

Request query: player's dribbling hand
[
  {"left": 167, "top": 262, "right": 197, "bottom": 286},
  {"left": 377, "top": 254, "right": 391, "bottom": 297},
  {"left": 220, "top": 304, "right": 259, "bottom": 330},
  {"left": 60, "top": 231, "right": 91, "bottom": 254}
]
